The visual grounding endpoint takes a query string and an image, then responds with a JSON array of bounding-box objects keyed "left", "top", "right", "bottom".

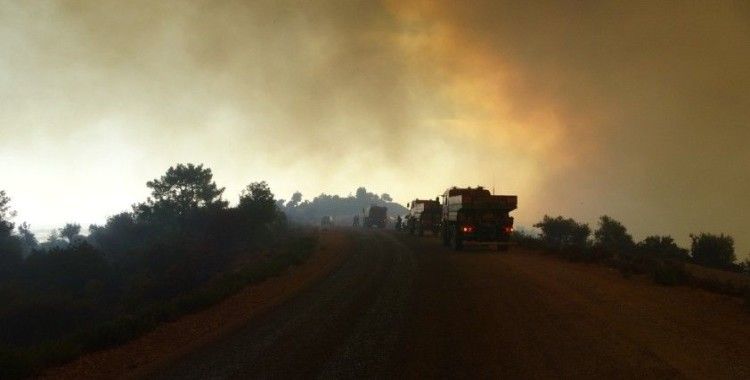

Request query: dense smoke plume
[{"left": 1, "top": 1, "right": 748, "bottom": 254}]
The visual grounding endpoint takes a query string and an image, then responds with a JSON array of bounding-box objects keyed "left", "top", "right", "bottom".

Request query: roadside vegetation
[
  {"left": 0, "top": 164, "right": 317, "bottom": 379},
  {"left": 515, "top": 214, "right": 748, "bottom": 299}
]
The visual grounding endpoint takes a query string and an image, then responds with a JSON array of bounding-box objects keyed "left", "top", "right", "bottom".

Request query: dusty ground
[
  {"left": 43, "top": 229, "right": 750, "bottom": 379},
  {"left": 40, "top": 230, "right": 348, "bottom": 380}
]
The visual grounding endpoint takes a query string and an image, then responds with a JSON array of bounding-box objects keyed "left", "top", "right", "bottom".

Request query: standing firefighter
[{"left": 441, "top": 186, "right": 517, "bottom": 251}]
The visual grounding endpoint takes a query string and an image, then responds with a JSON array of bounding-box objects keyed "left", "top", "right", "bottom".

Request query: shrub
[
  {"left": 533, "top": 215, "right": 590, "bottom": 250},
  {"left": 0, "top": 346, "right": 32, "bottom": 379},
  {"left": 593, "top": 215, "right": 634, "bottom": 254},
  {"left": 636, "top": 235, "right": 690, "bottom": 261},
  {"left": 690, "top": 233, "right": 736, "bottom": 269},
  {"left": 510, "top": 228, "right": 544, "bottom": 249},
  {"left": 652, "top": 260, "right": 688, "bottom": 286}
]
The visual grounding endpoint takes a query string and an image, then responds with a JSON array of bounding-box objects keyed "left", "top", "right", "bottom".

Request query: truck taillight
[
  {"left": 504, "top": 226, "right": 513, "bottom": 233},
  {"left": 462, "top": 226, "right": 474, "bottom": 233}
]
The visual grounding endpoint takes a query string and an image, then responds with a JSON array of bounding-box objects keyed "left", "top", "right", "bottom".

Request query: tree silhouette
[
  {"left": 355, "top": 187, "right": 367, "bottom": 200},
  {"left": 136, "top": 163, "right": 228, "bottom": 218},
  {"left": 17, "top": 222, "right": 38, "bottom": 252},
  {"left": 690, "top": 233, "right": 735, "bottom": 269},
  {"left": 636, "top": 235, "right": 689, "bottom": 260},
  {"left": 60, "top": 223, "right": 82, "bottom": 242},
  {"left": 593, "top": 215, "right": 634, "bottom": 254},
  {"left": 239, "top": 181, "right": 278, "bottom": 223},
  {"left": 286, "top": 192, "right": 303, "bottom": 208},
  {"left": 0, "top": 190, "right": 16, "bottom": 236},
  {"left": 534, "top": 215, "right": 590, "bottom": 249}
]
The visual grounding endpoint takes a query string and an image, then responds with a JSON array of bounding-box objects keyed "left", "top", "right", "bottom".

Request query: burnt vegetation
[{"left": 0, "top": 164, "right": 316, "bottom": 378}]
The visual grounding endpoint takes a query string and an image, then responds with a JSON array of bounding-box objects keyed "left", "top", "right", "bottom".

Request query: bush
[
  {"left": 534, "top": 215, "right": 590, "bottom": 250},
  {"left": 690, "top": 233, "right": 736, "bottom": 269},
  {"left": 593, "top": 215, "right": 634, "bottom": 254},
  {"left": 636, "top": 235, "right": 690, "bottom": 261},
  {"left": 0, "top": 346, "right": 32, "bottom": 379},
  {"left": 510, "top": 229, "right": 544, "bottom": 249},
  {"left": 652, "top": 260, "right": 687, "bottom": 286}
]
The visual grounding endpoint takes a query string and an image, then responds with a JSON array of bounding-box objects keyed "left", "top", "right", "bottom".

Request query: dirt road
[{"left": 150, "top": 229, "right": 750, "bottom": 379}]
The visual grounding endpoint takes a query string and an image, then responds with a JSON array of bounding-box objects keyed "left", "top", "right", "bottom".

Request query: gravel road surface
[{"left": 150, "top": 229, "right": 750, "bottom": 379}]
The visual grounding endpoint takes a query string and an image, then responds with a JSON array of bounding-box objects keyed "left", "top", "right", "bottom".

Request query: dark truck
[
  {"left": 406, "top": 199, "right": 441, "bottom": 236},
  {"left": 363, "top": 205, "right": 387, "bottom": 228},
  {"left": 441, "top": 186, "right": 517, "bottom": 251}
]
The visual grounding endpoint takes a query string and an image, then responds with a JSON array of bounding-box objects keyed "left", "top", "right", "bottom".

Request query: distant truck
[
  {"left": 407, "top": 199, "right": 441, "bottom": 236},
  {"left": 441, "top": 186, "right": 517, "bottom": 251},
  {"left": 363, "top": 205, "right": 387, "bottom": 228}
]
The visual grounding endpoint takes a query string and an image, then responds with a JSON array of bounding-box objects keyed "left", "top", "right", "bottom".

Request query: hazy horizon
[{"left": 2, "top": 1, "right": 748, "bottom": 256}]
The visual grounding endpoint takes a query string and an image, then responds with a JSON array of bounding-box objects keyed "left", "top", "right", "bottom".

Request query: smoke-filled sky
[{"left": 1, "top": 1, "right": 748, "bottom": 255}]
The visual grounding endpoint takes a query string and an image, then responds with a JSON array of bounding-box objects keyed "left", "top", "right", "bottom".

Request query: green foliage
[
  {"left": 136, "top": 163, "right": 228, "bottom": 220},
  {"left": 0, "top": 190, "right": 16, "bottom": 235},
  {"left": 17, "top": 223, "right": 37, "bottom": 254},
  {"left": 593, "top": 215, "right": 634, "bottom": 254},
  {"left": 533, "top": 215, "right": 590, "bottom": 250},
  {"left": 60, "top": 223, "right": 81, "bottom": 242},
  {"left": 690, "top": 233, "right": 736, "bottom": 269},
  {"left": 0, "top": 164, "right": 306, "bottom": 377},
  {"left": 0, "top": 191, "right": 23, "bottom": 279}
]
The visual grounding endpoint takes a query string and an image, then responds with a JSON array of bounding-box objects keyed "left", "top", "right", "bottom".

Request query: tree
[
  {"left": 534, "top": 215, "right": 590, "bottom": 249},
  {"left": 593, "top": 215, "right": 634, "bottom": 254},
  {"left": 0, "top": 190, "right": 22, "bottom": 277},
  {"left": 18, "top": 222, "right": 38, "bottom": 253},
  {"left": 636, "top": 235, "right": 689, "bottom": 260},
  {"left": 381, "top": 193, "right": 393, "bottom": 202},
  {"left": 690, "top": 233, "right": 735, "bottom": 269},
  {"left": 60, "top": 223, "right": 82, "bottom": 242},
  {"left": 355, "top": 187, "right": 367, "bottom": 200},
  {"left": 286, "top": 192, "right": 303, "bottom": 208},
  {"left": 239, "top": 181, "right": 277, "bottom": 223},
  {"left": 137, "top": 163, "right": 227, "bottom": 218},
  {"left": 46, "top": 229, "right": 61, "bottom": 244},
  {"left": 0, "top": 190, "right": 16, "bottom": 236}
]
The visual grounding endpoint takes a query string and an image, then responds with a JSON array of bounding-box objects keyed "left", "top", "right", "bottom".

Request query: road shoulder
[{"left": 39, "top": 230, "right": 348, "bottom": 380}]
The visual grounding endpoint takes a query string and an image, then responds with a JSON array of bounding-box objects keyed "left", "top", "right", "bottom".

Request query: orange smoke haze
[{"left": 0, "top": 1, "right": 748, "bottom": 256}]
